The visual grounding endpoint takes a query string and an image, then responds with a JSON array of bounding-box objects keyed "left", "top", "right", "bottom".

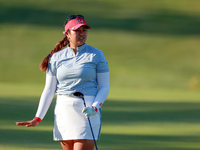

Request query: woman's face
[{"left": 66, "top": 26, "right": 88, "bottom": 48}]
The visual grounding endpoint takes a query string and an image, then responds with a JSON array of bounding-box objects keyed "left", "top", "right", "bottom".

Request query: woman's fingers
[
  {"left": 16, "top": 121, "right": 30, "bottom": 126},
  {"left": 16, "top": 120, "right": 39, "bottom": 127}
]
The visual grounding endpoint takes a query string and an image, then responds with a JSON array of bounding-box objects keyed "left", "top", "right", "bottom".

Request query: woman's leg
[
  {"left": 74, "top": 140, "right": 94, "bottom": 150},
  {"left": 60, "top": 140, "right": 74, "bottom": 150}
]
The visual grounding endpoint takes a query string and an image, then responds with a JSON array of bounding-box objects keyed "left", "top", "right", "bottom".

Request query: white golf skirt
[{"left": 53, "top": 95, "right": 101, "bottom": 141}]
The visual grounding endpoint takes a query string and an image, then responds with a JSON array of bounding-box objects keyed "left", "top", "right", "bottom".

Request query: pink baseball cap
[{"left": 63, "top": 18, "right": 91, "bottom": 34}]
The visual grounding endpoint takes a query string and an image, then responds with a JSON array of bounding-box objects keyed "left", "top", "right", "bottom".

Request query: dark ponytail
[{"left": 40, "top": 36, "right": 69, "bottom": 72}]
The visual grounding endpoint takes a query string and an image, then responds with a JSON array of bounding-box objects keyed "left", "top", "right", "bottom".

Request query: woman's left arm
[{"left": 92, "top": 72, "right": 110, "bottom": 110}]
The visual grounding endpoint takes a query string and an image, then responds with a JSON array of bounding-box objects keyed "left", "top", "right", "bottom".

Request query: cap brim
[{"left": 71, "top": 24, "right": 91, "bottom": 30}]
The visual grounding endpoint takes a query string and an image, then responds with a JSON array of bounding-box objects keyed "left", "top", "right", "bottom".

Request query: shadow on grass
[
  {"left": 0, "top": 128, "right": 59, "bottom": 149},
  {"left": 1, "top": 96, "right": 200, "bottom": 149},
  {"left": 0, "top": 5, "right": 200, "bottom": 35},
  {"left": 98, "top": 133, "right": 200, "bottom": 150},
  {"left": 1, "top": 128, "right": 200, "bottom": 150}
]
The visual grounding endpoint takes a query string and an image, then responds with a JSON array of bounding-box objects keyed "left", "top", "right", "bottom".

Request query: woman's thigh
[
  {"left": 60, "top": 140, "right": 94, "bottom": 150},
  {"left": 74, "top": 139, "right": 94, "bottom": 150},
  {"left": 60, "top": 140, "right": 74, "bottom": 150}
]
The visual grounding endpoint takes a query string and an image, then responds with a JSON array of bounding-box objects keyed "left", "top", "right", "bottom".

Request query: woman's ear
[{"left": 65, "top": 32, "right": 70, "bottom": 40}]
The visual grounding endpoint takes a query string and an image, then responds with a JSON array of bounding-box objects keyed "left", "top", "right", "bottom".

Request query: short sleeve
[
  {"left": 46, "top": 56, "right": 57, "bottom": 76},
  {"left": 96, "top": 51, "right": 109, "bottom": 73}
]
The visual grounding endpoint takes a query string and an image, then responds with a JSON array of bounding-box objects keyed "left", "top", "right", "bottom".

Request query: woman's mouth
[{"left": 79, "top": 37, "right": 84, "bottom": 40}]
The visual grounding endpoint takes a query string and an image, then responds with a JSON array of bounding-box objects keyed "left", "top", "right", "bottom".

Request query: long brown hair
[{"left": 39, "top": 15, "right": 85, "bottom": 72}]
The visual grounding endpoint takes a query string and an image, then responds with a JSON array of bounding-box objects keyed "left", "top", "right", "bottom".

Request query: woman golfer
[{"left": 16, "top": 15, "right": 109, "bottom": 150}]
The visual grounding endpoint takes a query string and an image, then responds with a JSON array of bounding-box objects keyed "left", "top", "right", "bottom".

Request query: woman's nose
[{"left": 79, "top": 30, "right": 84, "bottom": 35}]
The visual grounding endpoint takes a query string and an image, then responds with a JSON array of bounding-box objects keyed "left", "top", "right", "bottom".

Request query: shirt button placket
[{"left": 73, "top": 52, "right": 77, "bottom": 67}]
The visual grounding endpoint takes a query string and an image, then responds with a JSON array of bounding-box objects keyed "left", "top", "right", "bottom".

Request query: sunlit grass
[
  {"left": 1, "top": 83, "right": 200, "bottom": 102},
  {"left": 102, "top": 123, "right": 200, "bottom": 136}
]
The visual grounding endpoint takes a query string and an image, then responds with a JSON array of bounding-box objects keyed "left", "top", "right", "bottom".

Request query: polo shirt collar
[
  {"left": 68, "top": 43, "right": 86, "bottom": 53},
  {"left": 77, "top": 43, "right": 86, "bottom": 52}
]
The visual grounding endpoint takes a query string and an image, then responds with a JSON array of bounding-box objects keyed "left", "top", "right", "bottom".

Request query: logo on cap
[{"left": 75, "top": 19, "right": 84, "bottom": 23}]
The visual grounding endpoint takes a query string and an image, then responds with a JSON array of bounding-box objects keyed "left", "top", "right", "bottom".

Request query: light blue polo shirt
[{"left": 47, "top": 43, "right": 109, "bottom": 96}]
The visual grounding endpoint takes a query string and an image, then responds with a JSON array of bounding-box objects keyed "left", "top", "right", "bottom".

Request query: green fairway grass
[
  {"left": 1, "top": 0, "right": 200, "bottom": 89},
  {"left": 1, "top": 0, "right": 200, "bottom": 149},
  {"left": 0, "top": 84, "right": 200, "bottom": 150}
]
